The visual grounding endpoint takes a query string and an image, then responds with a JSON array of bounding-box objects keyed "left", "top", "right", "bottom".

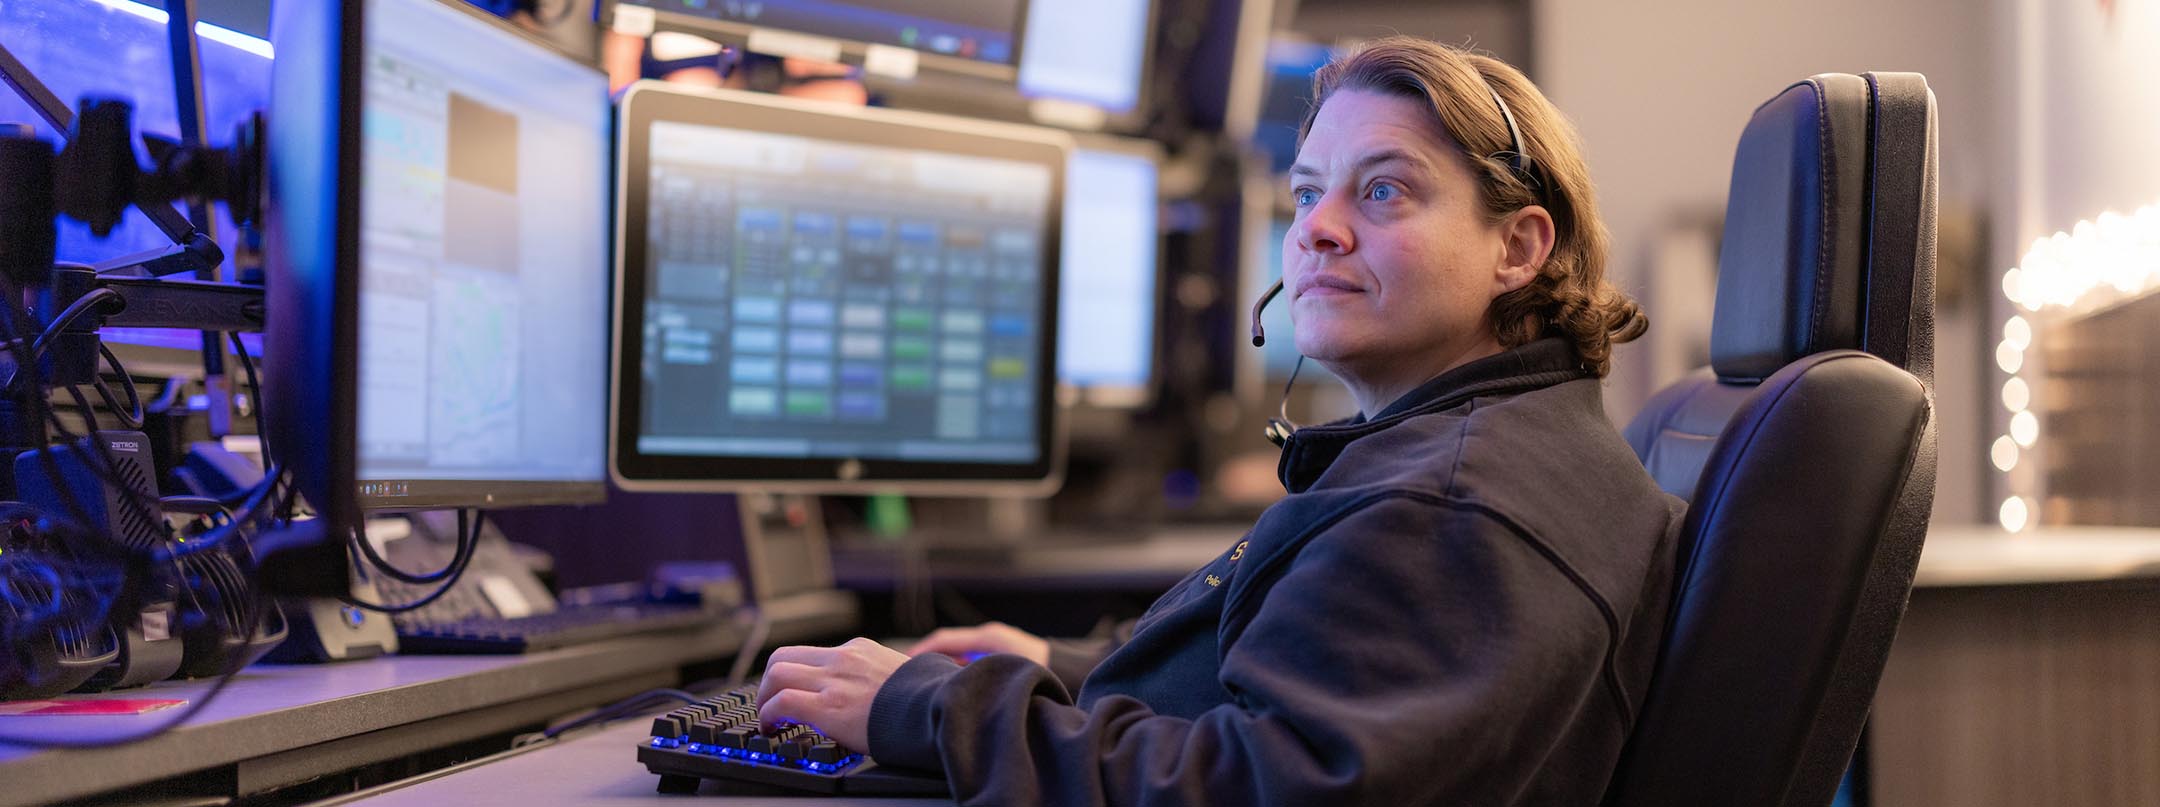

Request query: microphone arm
[{"left": 1251, "top": 278, "right": 1284, "bottom": 347}]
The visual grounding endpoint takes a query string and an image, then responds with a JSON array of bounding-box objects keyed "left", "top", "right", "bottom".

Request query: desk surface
[
  {"left": 840, "top": 522, "right": 2160, "bottom": 592},
  {"left": 1913, "top": 525, "right": 2160, "bottom": 587},
  {"left": 321, "top": 713, "right": 951, "bottom": 807},
  {"left": 9, "top": 524, "right": 2160, "bottom": 804},
  {"left": 0, "top": 593, "right": 858, "bottom": 806},
  {"left": 833, "top": 524, "right": 1248, "bottom": 592}
]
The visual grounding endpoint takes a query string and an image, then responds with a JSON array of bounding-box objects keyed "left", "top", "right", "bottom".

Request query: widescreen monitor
[
  {"left": 266, "top": 0, "right": 612, "bottom": 541},
  {"left": 618, "top": 0, "right": 1026, "bottom": 80},
  {"left": 610, "top": 82, "right": 1067, "bottom": 494},
  {"left": 1056, "top": 141, "right": 1160, "bottom": 406}
]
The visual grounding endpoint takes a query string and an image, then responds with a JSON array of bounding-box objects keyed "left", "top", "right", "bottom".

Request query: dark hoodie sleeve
[{"left": 865, "top": 497, "right": 1620, "bottom": 806}]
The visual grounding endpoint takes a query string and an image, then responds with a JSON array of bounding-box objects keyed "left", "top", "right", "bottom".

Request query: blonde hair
[{"left": 1299, "top": 37, "right": 1645, "bottom": 376}]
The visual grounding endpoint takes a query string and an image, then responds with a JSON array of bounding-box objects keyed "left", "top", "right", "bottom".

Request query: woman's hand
[
  {"left": 755, "top": 637, "right": 910, "bottom": 752},
  {"left": 907, "top": 621, "right": 1050, "bottom": 667}
]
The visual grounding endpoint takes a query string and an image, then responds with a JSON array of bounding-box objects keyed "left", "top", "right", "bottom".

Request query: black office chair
[{"left": 1603, "top": 73, "right": 1939, "bottom": 807}]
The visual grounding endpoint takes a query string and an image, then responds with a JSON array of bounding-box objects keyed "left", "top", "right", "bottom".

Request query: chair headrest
[{"left": 1709, "top": 74, "right": 1873, "bottom": 383}]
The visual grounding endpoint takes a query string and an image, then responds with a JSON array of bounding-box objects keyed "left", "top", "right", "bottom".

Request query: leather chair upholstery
[
  {"left": 1603, "top": 73, "right": 1940, "bottom": 807},
  {"left": 1626, "top": 72, "right": 1938, "bottom": 500}
]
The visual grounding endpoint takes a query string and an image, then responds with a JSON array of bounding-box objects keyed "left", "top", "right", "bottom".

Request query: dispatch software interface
[
  {"left": 355, "top": 0, "right": 611, "bottom": 484},
  {"left": 636, "top": 121, "right": 1053, "bottom": 463}
]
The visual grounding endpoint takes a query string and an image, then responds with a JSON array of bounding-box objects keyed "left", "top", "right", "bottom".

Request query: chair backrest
[
  {"left": 1608, "top": 352, "right": 1933, "bottom": 807},
  {"left": 1603, "top": 72, "right": 1940, "bottom": 807},
  {"left": 1625, "top": 72, "right": 1938, "bottom": 500}
]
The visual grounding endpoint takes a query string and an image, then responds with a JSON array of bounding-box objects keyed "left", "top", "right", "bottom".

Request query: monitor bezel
[
  {"left": 263, "top": 0, "right": 362, "bottom": 593},
  {"left": 609, "top": 81, "right": 1068, "bottom": 495},
  {"left": 616, "top": 1, "right": 1027, "bottom": 83},
  {"left": 269, "top": 0, "right": 612, "bottom": 521}
]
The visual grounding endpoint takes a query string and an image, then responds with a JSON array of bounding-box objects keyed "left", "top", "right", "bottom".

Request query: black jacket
[{"left": 868, "top": 338, "right": 1683, "bottom": 805}]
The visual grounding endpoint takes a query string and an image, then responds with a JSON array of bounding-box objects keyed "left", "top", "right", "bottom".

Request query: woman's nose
[{"left": 1295, "top": 197, "right": 1354, "bottom": 255}]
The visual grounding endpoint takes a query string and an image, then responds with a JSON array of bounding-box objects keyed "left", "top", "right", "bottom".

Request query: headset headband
[{"left": 1481, "top": 79, "right": 1542, "bottom": 200}]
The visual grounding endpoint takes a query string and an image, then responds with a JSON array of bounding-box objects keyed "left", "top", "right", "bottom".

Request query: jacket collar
[{"left": 1276, "top": 338, "right": 1592, "bottom": 493}]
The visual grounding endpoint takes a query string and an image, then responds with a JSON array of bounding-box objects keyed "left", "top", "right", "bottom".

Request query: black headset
[
  {"left": 1483, "top": 81, "right": 1543, "bottom": 198},
  {"left": 1252, "top": 75, "right": 1539, "bottom": 448}
]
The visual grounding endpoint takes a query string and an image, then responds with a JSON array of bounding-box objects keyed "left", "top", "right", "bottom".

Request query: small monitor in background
[
  {"left": 1254, "top": 37, "right": 1334, "bottom": 175},
  {"left": 1017, "top": 0, "right": 1153, "bottom": 114},
  {"left": 1250, "top": 213, "right": 1339, "bottom": 387},
  {"left": 610, "top": 82, "right": 1068, "bottom": 494},
  {"left": 1255, "top": 216, "right": 1300, "bottom": 377},
  {"left": 267, "top": 0, "right": 612, "bottom": 558},
  {"left": 617, "top": 0, "right": 1027, "bottom": 79},
  {"left": 1057, "top": 142, "right": 1160, "bottom": 408}
]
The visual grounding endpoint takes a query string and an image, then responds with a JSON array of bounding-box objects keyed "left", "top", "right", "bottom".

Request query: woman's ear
[{"left": 1496, "top": 205, "right": 1556, "bottom": 294}]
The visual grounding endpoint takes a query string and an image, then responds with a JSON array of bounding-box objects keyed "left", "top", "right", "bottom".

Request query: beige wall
[
  {"left": 1533, "top": 0, "right": 2003, "bottom": 524},
  {"left": 1996, "top": 0, "right": 2160, "bottom": 527},
  {"left": 2012, "top": 0, "right": 2160, "bottom": 238}
]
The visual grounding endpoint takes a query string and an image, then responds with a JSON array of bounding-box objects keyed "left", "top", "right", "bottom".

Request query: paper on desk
[
  {"left": 478, "top": 574, "right": 534, "bottom": 618},
  {"left": 0, "top": 699, "right": 186, "bottom": 716}
]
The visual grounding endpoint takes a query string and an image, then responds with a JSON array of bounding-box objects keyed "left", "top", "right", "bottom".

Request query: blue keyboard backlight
[{"left": 655, "top": 734, "right": 865, "bottom": 775}]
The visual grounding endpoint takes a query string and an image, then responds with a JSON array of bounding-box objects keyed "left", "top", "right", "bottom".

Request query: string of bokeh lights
[{"left": 1994, "top": 202, "right": 2160, "bottom": 531}]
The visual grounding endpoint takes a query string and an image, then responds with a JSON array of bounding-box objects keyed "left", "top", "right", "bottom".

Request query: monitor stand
[
  {"left": 736, "top": 492, "right": 858, "bottom": 625},
  {"left": 862, "top": 495, "right": 1053, "bottom": 566}
]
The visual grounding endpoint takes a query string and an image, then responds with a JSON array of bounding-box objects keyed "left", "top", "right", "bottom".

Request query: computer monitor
[
  {"left": 610, "top": 81, "right": 1067, "bottom": 493},
  {"left": 1057, "top": 139, "right": 1160, "bottom": 407},
  {"left": 267, "top": 0, "right": 612, "bottom": 546},
  {"left": 830, "top": 0, "right": 1157, "bottom": 135},
  {"left": 1016, "top": 0, "right": 1154, "bottom": 114},
  {"left": 1253, "top": 36, "right": 1333, "bottom": 175},
  {"left": 1240, "top": 183, "right": 1339, "bottom": 399},
  {"left": 1253, "top": 214, "right": 1304, "bottom": 378},
  {"left": 617, "top": 0, "right": 1027, "bottom": 80}
]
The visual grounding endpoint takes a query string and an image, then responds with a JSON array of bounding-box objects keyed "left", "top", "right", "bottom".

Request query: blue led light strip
[
  {"left": 88, "top": 0, "right": 275, "bottom": 58},
  {"left": 653, "top": 734, "right": 863, "bottom": 774}
]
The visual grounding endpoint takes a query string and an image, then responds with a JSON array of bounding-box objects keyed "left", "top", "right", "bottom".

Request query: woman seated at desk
[{"left": 754, "top": 36, "right": 1683, "bottom": 806}]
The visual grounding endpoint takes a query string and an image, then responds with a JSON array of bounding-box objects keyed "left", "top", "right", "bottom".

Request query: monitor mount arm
[
  {"left": 30, "top": 265, "right": 263, "bottom": 391},
  {"left": 0, "top": 39, "right": 225, "bottom": 278},
  {"left": 0, "top": 2, "right": 266, "bottom": 389},
  {"left": 1, "top": 1, "right": 263, "bottom": 439}
]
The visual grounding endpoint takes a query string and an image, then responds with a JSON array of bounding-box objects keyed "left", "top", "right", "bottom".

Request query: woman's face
[{"left": 1284, "top": 89, "right": 1516, "bottom": 386}]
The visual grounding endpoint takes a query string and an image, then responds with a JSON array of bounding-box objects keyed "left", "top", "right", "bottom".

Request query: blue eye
[
  {"left": 1368, "top": 183, "right": 1398, "bottom": 201},
  {"left": 1293, "top": 188, "right": 1318, "bottom": 207}
]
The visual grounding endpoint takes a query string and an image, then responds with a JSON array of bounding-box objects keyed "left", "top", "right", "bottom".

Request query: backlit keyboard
[
  {"left": 637, "top": 685, "right": 947, "bottom": 796},
  {"left": 395, "top": 602, "right": 712, "bottom": 654}
]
